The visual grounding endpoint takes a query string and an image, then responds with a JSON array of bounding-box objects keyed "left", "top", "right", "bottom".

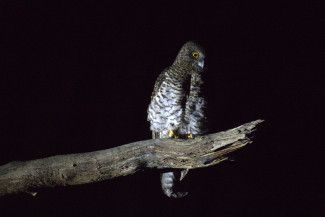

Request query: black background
[{"left": 0, "top": 1, "right": 323, "bottom": 217}]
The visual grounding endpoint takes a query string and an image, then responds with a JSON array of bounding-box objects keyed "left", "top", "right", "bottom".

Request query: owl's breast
[{"left": 147, "top": 80, "right": 185, "bottom": 132}]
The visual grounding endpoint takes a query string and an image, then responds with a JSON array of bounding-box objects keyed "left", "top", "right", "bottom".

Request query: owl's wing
[
  {"left": 150, "top": 68, "right": 168, "bottom": 140},
  {"left": 150, "top": 67, "right": 169, "bottom": 100}
]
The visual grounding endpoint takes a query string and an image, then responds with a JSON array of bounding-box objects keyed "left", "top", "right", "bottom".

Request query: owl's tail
[
  {"left": 152, "top": 131, "right": 188, "bottom": 198},
  {"left": 161, "top": 171, "right": 188, "bottom": 198}
]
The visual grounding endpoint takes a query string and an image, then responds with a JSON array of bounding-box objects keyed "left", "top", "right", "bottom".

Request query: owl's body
[
  {"left": 147, "top": 41, "right": 206, "bottom": 198},
  {"left": 148, "top": 66, "right": 205, "bottom": 138}
]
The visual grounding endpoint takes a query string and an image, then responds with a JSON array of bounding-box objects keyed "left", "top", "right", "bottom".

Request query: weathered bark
[{"left": 0, "top": 120, "right": 263, "bottom": 197}]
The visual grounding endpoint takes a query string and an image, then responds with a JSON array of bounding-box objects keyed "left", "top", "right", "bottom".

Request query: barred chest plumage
[
  {"left": 147, "top": 67, "right": 205, "bottom": 138},
  {"left": 147, "top": 70, "right": 188, "bottom": 134}
]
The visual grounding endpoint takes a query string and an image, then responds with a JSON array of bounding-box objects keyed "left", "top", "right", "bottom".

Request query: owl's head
[{"left": 173, "top": 41, "right": 205, "bottom": 72}]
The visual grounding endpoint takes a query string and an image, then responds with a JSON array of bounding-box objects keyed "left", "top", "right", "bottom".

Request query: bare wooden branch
[{"left": 0, "top": 120, "right": 263, "bottom": 197}]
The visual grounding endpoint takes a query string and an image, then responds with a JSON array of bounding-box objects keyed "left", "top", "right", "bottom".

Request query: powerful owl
[{"left": 147, "top": 41, "right": 206, "bottom": 198}]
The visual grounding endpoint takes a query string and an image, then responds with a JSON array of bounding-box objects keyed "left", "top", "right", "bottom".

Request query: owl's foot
[
  {"left": 187, "top": 133, "right": 194, "bottom": 139},
  {"left": 168, "top": 130, "right": 179, "bottom": 138}
]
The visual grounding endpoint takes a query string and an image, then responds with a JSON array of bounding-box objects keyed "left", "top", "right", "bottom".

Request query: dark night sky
[{"left": 0, "top": 1, "right": 323, "bottom": 217}]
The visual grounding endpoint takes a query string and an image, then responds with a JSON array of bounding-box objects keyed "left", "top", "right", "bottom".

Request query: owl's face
[{"left": 174, "top": 41, "right": 205, "bottom": 72}]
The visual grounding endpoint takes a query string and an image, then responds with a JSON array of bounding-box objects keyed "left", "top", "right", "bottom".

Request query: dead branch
[{"left": 0, "top": 119, "right": 263, "bottom": 197}]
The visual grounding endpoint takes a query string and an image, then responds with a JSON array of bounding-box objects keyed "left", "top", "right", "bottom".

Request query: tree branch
[{"left": 0, "top": 119, "right": 263, "bottom": 197}]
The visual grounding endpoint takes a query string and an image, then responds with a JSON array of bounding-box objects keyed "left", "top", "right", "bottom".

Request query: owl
[{"left": 147, "top": 41, "right": 206, "bottom": 198}]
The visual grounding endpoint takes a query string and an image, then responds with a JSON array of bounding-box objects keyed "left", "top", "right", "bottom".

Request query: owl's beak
[{"left": 198, "top": 60, "right": 204, "bottom": 69}]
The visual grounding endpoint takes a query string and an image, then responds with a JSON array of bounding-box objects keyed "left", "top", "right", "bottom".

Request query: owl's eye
[{"left": 192, "top": 51, "right": 199, "bottom": 59}]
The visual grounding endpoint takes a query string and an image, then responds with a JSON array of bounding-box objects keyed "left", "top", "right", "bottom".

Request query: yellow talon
[
  {"left": 168, "top": 130, "right": 175, "bottom": 138},
  {"left": 168, "top": 130, "right": 179, "bottom": 138},
  {"left": 187, "top": 133, "right": 194, "bottom": 139}
]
